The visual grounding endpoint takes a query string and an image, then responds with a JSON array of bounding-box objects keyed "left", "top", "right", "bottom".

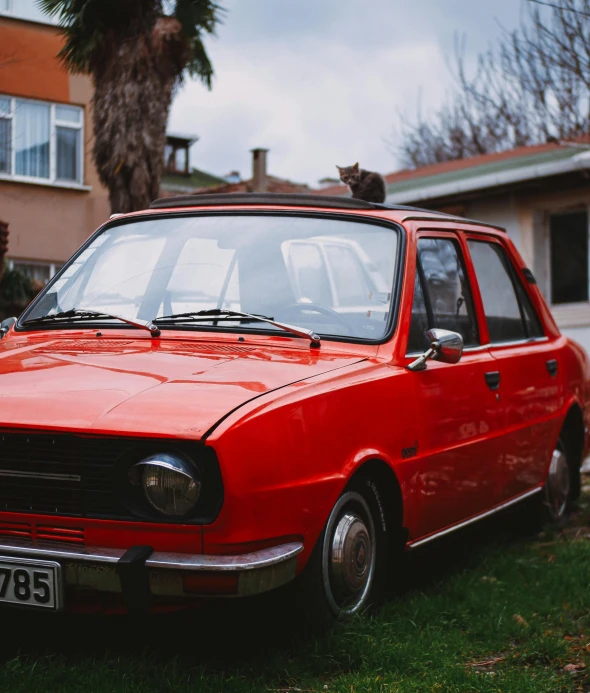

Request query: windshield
[{"left": 22, "top": 214, "right": 399, "bottom": 341}]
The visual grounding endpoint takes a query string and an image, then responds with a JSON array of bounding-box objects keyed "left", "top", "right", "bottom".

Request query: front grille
[
  {"left": 0, "top": 432, "right": 130, "bottom": 518},
  {"left": 0, "top": 520, "right": 84, "bottom": 545},
  {"left": 36, "top": 525, "right": 84, "bottom": 545},
  {"left": 0, "top": 432, "right": 222, "bottom": 524},
  {"left": 0, "top": 520, "right": 31, "bottom": 540}
]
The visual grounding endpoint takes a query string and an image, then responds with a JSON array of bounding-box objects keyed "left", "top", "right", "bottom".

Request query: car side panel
[
  {"left": 408, "top": 350, "right": 504, "bottom": 539},
  {"left": 404, "top": 227, "right": 505, "bottom": 537},
  {"left": 203, "top": 360, "right": 423, "bottom": 566},
  {"left": 488, "top": 338, "right": 566, "bottom": 498},
  {"left": 559, "top": 336, "right": 590, "bottom": 456},
  {"left": 469, "top": 233, "right": 572, "bottom": 497}
]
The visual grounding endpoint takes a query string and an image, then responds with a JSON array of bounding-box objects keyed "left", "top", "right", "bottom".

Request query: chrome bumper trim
[{"left": 0, "top": 539, "right": 303, "bottom": 572}]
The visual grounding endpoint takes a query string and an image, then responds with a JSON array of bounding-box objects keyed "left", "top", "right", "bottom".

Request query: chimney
[{"left": 251, "top": 148, "right": 269, "bottom": 192}]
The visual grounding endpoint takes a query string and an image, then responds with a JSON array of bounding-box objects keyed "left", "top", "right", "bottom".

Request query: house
[
  {"left": 0, "top": 2, "right": 110, "bottom": 284},
  {"left": 160, "top": 133, "right": 226, "bottom": 196},
  {"left": 318, "top": 141, "right": 590, "bottom": 352},
  {"left": 192, "top": 148, "right": 310, "bottom": 194}
]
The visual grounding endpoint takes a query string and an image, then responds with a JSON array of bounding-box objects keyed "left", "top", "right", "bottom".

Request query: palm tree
[{"left": 39, "top": 0, "right": 223, "bottom": 213}]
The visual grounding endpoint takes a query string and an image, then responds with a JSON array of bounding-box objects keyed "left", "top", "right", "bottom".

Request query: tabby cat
[{"left": 337, "top": 163, "right": 386, "bottom": 203}]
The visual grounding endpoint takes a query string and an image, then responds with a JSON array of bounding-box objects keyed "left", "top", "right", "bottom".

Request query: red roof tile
[{"left": 192, "top": 176, "right": 310, "bottom": 195}]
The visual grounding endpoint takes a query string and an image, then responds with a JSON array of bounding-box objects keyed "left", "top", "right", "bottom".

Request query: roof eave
[{"left": 386, "top": 150, "right": 590, "bottom": 205}]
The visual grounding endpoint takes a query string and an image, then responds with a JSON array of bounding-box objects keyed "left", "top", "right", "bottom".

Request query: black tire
[
  {"left": 294, "top": 477, "right": 391, "bottom": 630},
  {"left": 563, "top": 435, "right": 583, "bottom": 504},
  {"left": 523, "top": 437, "right": 576, "bottom": 533}
]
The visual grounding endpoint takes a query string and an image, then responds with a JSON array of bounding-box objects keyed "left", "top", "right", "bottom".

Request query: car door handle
[
  {"left": 546, "top": 359, "right": 558, "bottom": 377},
  {"left": 484, "top": 371, "right": 501, "bottom": 390}
]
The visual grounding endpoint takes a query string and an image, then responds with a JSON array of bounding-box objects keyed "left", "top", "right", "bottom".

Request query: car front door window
[{"left": 408, "top": 237, "right": 479, "bottom": 352}]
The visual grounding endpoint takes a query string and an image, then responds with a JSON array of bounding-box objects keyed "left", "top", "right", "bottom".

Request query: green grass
[{"left": 0, "top": 486, "right": 588, "bottom": 692}]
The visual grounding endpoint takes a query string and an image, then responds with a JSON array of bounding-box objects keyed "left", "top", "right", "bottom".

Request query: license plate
[{"left": 0, "top": 556, "right": 62, "bottom": 610}]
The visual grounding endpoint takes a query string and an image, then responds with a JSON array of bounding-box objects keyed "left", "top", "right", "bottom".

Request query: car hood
[{"left": 0, "top": 336, "right": 364, "bottom": 438}]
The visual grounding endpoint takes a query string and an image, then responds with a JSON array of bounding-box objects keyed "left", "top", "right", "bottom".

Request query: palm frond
[
  {"left": 174, "top": 0, "right": 224, "bottom": 86},
  {"left": 36, "top": 0, "right": 223, "bottom": 83}
]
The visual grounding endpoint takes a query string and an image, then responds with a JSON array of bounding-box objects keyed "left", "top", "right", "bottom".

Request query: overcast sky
[{"left": 168, "top": 0, "right": 527, "bottom": 187}]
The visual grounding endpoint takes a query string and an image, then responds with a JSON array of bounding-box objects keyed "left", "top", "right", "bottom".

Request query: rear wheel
[
  {"left": 296, "top": 479, "right": 390, "bottom": 629},
  {"left": 543, "top": 439, "right": 572, "bottom": 524}
]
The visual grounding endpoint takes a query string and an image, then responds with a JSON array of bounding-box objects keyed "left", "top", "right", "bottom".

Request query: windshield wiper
[
  {"left": 154, "top": 309, "right": 320, "bottom": 347},
  {"left": 23, "top": 309, "right": 161, "bottom": 337}
]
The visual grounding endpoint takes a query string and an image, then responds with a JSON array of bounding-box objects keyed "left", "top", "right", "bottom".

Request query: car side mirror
[
  {"left": 407, "top": 328, "right": 463, "bottom": 371},
  {"left": 0, "top": 317, "right": 16, "bottom": 340}
]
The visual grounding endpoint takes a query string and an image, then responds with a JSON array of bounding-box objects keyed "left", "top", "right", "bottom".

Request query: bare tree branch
[
  {"left": 396, "top": 0, "right": 590, "bottom": 168},
  {"left": 527, "top": 0, "right": 590, "bottom": 16}
]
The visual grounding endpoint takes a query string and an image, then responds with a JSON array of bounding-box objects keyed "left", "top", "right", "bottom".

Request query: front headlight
[{"left": 129, "top": 453, "right": 201, "bottom": 517}]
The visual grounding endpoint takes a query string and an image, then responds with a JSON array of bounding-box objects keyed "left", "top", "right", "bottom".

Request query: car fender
[{"left": 202, "top": 359, "right": 418, "bottom": 568}]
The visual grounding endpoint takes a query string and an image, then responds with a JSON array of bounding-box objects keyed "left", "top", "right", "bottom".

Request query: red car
[{"left": 0, "top": 193, "right": 586, "bottom": 621}]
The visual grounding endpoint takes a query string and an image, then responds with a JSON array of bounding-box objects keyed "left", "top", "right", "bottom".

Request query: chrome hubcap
[
  {"left": 322, "top": 491, "right": 376, "bottom": 616},
  {"left": 331, "top": 513, "right": 372, "bottom": 601},
  {"left": 545, "top": 447, "right": 570, "bottom": 520}
]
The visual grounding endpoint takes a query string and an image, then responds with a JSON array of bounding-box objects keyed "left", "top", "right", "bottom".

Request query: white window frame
[
  {"left": 7, "top": 259, "right": 61, "bottom": 284},
  {"left": 0, "top": 95, "right": 86, "bottom": 189}
]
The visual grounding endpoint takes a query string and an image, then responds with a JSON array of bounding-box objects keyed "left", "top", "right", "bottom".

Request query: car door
[
  {"left": 466, "top": 236, "right": 565, "bottom": 500},
  {"left": 407, "top": 232, "right": 504, "bottom": 540}
]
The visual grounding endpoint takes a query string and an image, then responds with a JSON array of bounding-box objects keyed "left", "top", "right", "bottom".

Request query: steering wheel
[{"left": 278, "top": 303, "right": 355, "bottom": 336}]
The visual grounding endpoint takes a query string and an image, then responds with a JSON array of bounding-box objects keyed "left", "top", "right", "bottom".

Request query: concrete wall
[
  {"left": 0, "top": 16, "right": 109, "bottom": 267},
  {"left": 466, "top": 193, "right": 524, "bottom": 257}
]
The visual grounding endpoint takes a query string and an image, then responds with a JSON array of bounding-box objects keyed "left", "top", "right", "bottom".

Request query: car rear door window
[
  {"left": 513, "top": 274, "right": 544, "bottom": 338},
  {"left": 413, "top": 237, "right": 479, "bottom": 347},
  {"left": 468, "top": 240, "right": 543, "bottom": 343}
]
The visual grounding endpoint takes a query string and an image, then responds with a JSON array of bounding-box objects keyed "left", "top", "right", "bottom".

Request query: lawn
[{"left": 0, "top": 479, "right": 588, "bottom": 693}]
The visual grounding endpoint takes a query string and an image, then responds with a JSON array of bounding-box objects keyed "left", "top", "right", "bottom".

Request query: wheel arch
[{"left": 345, "top": 458, "right": 407, "bottom": 551}]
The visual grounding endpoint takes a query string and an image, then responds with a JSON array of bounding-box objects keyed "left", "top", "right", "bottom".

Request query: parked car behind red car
[{"left": 0, "top": 193, "right": 586, "bottom": 622}]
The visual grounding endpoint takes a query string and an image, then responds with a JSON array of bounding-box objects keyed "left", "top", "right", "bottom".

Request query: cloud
[{"left": 168, "top": 0, "right": 524, "bottom": 186}]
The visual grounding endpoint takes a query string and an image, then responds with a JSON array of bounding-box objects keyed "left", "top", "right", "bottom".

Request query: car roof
[{"left": 127, "top": 192, "right": 505, "bottom": 234}]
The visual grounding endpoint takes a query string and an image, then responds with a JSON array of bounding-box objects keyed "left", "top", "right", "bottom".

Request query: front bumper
[{"left": 0, "top": 538, "right": 303, "bottom": 608}]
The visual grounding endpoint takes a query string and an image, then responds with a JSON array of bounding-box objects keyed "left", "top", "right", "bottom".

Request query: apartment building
[{"left": 0, "top": 1, "right": 109, "bottom": 283}]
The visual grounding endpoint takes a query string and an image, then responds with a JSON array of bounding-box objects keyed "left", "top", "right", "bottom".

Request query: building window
[
  {"left": 0, "top": 96, "right": 83, "bottom": 186},
  {"left": 7, "top": 260, "right": 61, "bottom": 285},
  {"left": 0, "top": 98, "right": 10, "bottom": 174},
  {"left": 550, "top": 211, "right": 588, "bottom": 305},
  {"left": 15, "top": 101, "right": 49, "bottom": 178}
]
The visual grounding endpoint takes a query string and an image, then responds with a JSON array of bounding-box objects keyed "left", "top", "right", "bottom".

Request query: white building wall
[
  {"left": 466, "top": 194, "right": 524, "bottom": 256},
  {"left": 557, "top": 325, "right": 590, "bottom": 352}
]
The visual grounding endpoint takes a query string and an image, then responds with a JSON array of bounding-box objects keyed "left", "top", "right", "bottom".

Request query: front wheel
[{"left": 296, "top": 480, "right": 390, "bottom": 628}]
